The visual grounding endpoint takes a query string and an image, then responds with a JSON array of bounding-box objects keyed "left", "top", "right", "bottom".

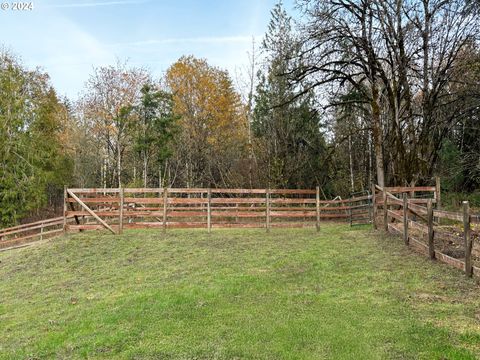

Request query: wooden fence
[
  {"left": 0, "top": 187, "right": 372, "bottom": 250},
  {"left": 375, "top": 184, "right": 480, "bottom": 278},
  {"left": 64, "top": 187, "right": 372, "bottom": 234},
  {"left": 3, "top": 182, "right": 478, "bottom": 282},
  {"left": 0, "top": 216, "right": 69, "bottom": 250}
]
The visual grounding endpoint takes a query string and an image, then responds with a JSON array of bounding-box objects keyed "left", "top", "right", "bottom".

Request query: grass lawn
[{"left": 1, "top": 224, "right": 480, "bottom": 359}]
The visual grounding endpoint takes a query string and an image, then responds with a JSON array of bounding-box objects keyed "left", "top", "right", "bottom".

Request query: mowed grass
[{"left": 1, "top": 225, "right": 480, "bottom": 359}]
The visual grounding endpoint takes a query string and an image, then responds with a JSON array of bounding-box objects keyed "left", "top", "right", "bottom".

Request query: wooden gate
[
  {"left": 348, "top": 190, "right": 372, "bottom": 226},
  {"left": 65, "top": 188, "right": 121, "bottom": 234}
]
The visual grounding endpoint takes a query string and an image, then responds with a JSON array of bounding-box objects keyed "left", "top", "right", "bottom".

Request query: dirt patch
[
  {"left": 433, "top": 226, "right": 480, "bottom": 267},
  {"left": 442, "top": 248, "right": 465, "bottom": 259}
]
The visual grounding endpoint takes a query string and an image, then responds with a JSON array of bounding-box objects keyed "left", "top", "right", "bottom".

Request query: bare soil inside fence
[
  {"left": 434, "top": 225, "right": 480, "bottom": 261},
  {"left": 1, "top": 225, "right": 480, "bottom": 359}
]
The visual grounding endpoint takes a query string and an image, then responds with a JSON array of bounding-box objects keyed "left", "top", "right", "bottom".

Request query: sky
[{"left": 0, "top": 0, "right": 296, "bottom": 100}]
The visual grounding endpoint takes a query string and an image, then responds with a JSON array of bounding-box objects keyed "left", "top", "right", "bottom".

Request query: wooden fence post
[
  {"left": 383, "top": 189, "right": 388, "bottom": 232},
  {"left": 163, "top": 186, "right": 168, "bottom": 234},
  {"left": 372, "top": 183, "right": 377, "bottom": 229},
  {"left": 349, "top": 202, "right": 353, "bottom": 227},
  {"left": 427, "top": 199, "right": 435, "bottom": 259},
  {"left": 316, "top": 186, "right": 320, "bottom": 232},
  {"left": 207, "top": 188, "right": 212, "bottom": 233},
  {"left": 119, "top": 187, "right": 124, "bottom": 234},
  {"left": 463, "top": 201, "right": 472, "bottom": 277},
  {"left": 266, "top": 188, "right": 271, "bottom": 233},
  {"left": 403, "top": 193, "right": 408, "bottom": 245},
  {"left": 63, "top": 185, "right": 67, "bottom": 233}
]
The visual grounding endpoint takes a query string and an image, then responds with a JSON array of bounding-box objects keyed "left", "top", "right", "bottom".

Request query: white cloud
[{"left": 111, "top": 35, "right": 261, "bottom": 49}]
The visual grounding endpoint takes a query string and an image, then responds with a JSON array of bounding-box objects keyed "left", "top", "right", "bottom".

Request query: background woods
[
  {"left": 293, "top": 0, "right": 480, "bottom": 189},
  {"left": 0, "top": 0, "right": 479, "bottom": 226}
]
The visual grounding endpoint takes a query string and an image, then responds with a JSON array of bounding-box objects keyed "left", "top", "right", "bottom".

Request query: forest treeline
[{"left": 0, "top": 0, "right": 479, "bottom": 225}]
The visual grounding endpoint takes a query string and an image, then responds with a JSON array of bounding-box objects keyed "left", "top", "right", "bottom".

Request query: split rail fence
[{"left": 374, "top": 184, "right": 480, "bottom": 278}]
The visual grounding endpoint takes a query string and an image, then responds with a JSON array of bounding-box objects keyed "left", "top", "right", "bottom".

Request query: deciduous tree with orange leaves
[{"left": 166, "top": 55, "right": 248, "bottom": 187}]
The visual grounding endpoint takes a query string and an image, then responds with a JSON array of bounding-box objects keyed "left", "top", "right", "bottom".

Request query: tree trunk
[
  {"left": 117, "top": 141, "right": 122, "bottom": 187},
  {"left": 103, "top": 153, "right": 107, "bottom": 189},
  {"left": 143, "top": 153, "right": 148, "bottom": 188},
  {"left": 371, "top": 83, "right": 385, "bottom": 187},
  {"left": 368, "top": 131, "right": 373, "bottom": 186},
  {"left": 348, "top": 134, "right": 354, "bottom": 193}
]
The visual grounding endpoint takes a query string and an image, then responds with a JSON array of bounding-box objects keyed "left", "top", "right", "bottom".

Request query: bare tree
[
  {"left": 79, "top": 61, "right": 149, "bottom": 187},
  {"left": 292, "top": 0, "right": 479, "bottom": 186}
]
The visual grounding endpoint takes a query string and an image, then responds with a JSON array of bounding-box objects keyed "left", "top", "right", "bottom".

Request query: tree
[
  {"left": 330, "top": 88, "right": 373, "bottom": 194},
  {"left": 293, "top": 0, "right": 388, "bottom": 186},
  {"left": 293, "top": 0, "right": 480, "bottom": 186},
  {"left": 166, "top": 55, "right": 248, "bottom": 187},
  {"left": 0, "top": 50, "right": 72, "bottom": 225},
  {"left": 78, "top": 61, "right": 149, "bottom": 187},
  {"left": 437, "top": 44, "right": 480, "bottom": 192},
  {"left": 253, "top": 2, "right": 328, "bottom": 188},
  {"left": 235, "top": 37, "right": 260, "bottom": 188},
  {"left": 134, "top": 83, "right": 178, "bottom": 187}
]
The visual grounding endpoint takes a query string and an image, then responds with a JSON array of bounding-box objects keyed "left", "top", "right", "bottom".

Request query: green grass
[{"left": 1, "top": 225, "right": 480, "bottom": 359}]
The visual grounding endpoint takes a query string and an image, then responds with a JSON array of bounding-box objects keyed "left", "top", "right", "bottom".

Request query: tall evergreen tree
[
  {"left": 253, "top": 2, "right": 328, "bottom": 189},
  {"left": 0, "top": 50, "right": 72, "bottom": 225},
  {"left": 134, "top": 83, "right": 178, "bottom": 187}
]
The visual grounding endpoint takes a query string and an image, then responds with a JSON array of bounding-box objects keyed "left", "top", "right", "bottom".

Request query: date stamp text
[{"left": 1, "top": 2, "right": 34, "bottom": 11}]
